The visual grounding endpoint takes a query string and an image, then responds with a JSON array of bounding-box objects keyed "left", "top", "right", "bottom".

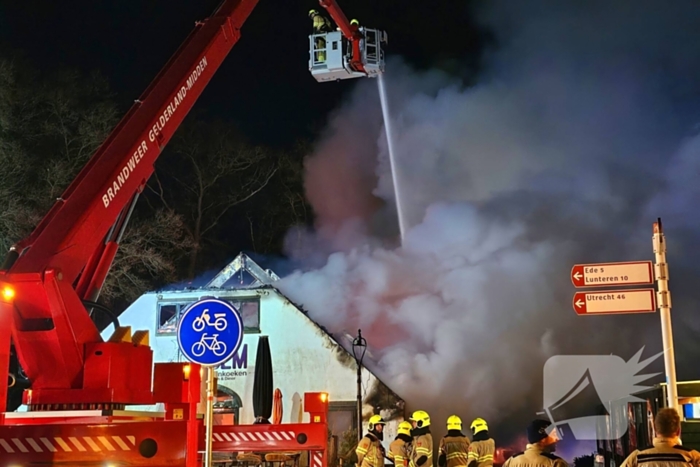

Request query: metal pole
[
  {"left": 205, "top": 366, "right": 215, "bottom": 467},
  {"left": 653, "top": 218, "right": 680, "bottom": 414},
  {"left": 357, "top": 361, "right": 363, "bottom": 442}
]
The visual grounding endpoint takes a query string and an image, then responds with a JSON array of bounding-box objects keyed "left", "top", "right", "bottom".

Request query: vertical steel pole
[
  {"left": 205, "top": 366, "right": 215, "bottom": 467},
  {"left": 357, "top": 361, "right": 363, "bottom": 442},
  {"left": 653, "top": 218, "right": 680, "bottom": 414}
]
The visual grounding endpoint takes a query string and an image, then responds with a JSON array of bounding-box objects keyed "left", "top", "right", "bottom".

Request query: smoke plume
[{"left": 277, "top": 0, "right": 700, "bottom": 447}]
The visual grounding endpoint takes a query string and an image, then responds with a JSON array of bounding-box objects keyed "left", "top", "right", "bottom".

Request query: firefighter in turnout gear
[
  {"left": 409, "top": 410, "right": 433, "bottom": 467},
  {"left": 309, "top": 9, "right": 332, "bottom": 33},
  {"left": 309, "top": 9, "right": 332, "bottom": 63},
  {"left": 620, "top": 408, "right": 700, "bottom": 467},
  {"left": 357, "top": 415, "right": 387, "bottom": 467},
  {"left": 467, "top": 418, "right": 495, "bottom": 467},
  {"left": 439, "top": 415, "right": 470, "bottom": 467},
  {"left": 503, "top": 420, "right": 568, "bottom": 467},
  {"left": 389, "top": 421, "right": 414, "bottom": 467}
]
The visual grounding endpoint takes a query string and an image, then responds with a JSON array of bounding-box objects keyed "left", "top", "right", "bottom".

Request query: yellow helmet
[
  {"left": 410, "top": 410, "right": 430, "bottom": 428},
  {"left": 368, "top": 414, "right": 386, "bottom": 430},
  {"left": 308, "top": 9, "right": 318, "bottom": 17},
  {"left": 398, "top": 421, "right": 412, "bottom": 436},
  {"left": 471, "top": 418, "right": 488, "bottom": 434},
  {"left": 350, "top": 19, "right": 359, "bottom": 26},
  {"left": 447, "top": 415, "right": 462, "bottom": 431}
]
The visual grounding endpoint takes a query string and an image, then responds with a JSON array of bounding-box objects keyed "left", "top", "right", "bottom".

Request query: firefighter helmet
[
  {"left": 447, "top": 415, "right": 462, "bottom": 431},
  {"left": 410, "top": 410, "right": 430, "bottom": 428},
  {"left": 398, "top": 421, "right": 412, "bottom": 436},
  {"left": 368, "top": 414, "right": 386, "bottom": 430},
  {"left": 471, "top": 418, "right": 488, "bottom": 434},
  {"left": 350, "top": 19, "right": 359, "bottom": 26},
  {"left": 308, "top": 9, "right": 318, "bottom": 17}
]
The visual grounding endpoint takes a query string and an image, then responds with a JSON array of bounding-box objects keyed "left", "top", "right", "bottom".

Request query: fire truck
[{"left": 0, "top": 0, "right": 386, "bottom": 465}]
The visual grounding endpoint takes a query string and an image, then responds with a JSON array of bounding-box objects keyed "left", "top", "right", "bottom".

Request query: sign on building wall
[{"left": 216, "top": 344, "right": 249, "bottom": 381}]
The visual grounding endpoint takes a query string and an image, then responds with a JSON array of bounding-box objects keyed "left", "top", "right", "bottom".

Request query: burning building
[{"left": 100, "top": 253, "right": 406, "bottom": 456}]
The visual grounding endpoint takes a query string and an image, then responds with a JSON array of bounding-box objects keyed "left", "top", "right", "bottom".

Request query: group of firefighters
[
  {"left": 355, "top": 411, "right": 498, "bottom": 467},
  {"left": 356, "top": 408, "right": 700, "bottom": 467}
]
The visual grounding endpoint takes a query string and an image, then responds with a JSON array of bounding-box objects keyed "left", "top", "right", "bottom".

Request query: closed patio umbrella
[
  {"left": 272, "top": 388, "right": 283, "bottom": 424},
  {"left": 252, "top": 336, "right": 273, "bottom": 424}
]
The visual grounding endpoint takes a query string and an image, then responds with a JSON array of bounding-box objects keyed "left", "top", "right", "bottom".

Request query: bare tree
[
  {"left": 0, "top": 54, "right": 191, "bottom": 309},
  {"left": 247, "top": 139, "right": 311, "bottom": 253},
  {"left": 150, "top": 120, "right": 279, "bottom": 278},
  {"left": 102, "top": 209, "right": 193, "bottom": 302}
]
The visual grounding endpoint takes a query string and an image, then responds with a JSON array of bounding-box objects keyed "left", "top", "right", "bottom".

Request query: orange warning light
[{"left": 2, "top": 286, "right": 15, "bottom": 301}]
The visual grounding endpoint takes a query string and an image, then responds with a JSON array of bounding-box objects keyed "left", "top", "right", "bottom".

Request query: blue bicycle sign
[{"left": 177, "top": 298, "right": 244, "bottom": 366}]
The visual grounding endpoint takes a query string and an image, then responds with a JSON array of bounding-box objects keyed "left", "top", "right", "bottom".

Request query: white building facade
[{"left": 103, "top": 254, "right": 405, "bottom": 453}]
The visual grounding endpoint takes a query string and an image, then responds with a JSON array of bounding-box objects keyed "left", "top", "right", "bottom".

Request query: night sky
[{"left": 0, "top": 0, "right": 486, "bottom": 147}]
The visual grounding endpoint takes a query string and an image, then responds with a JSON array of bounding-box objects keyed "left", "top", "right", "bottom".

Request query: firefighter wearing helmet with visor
[
  {"left": 389, "top": 421, "right": 414, "bottom": 467},
  {"left": 467, "top": 418, "right": 496, "bottom": 467},
  {"left": 439, "top": 415, "right": 471, "bottom": 467},
  {"left": 357, "top": 415, "right": 387, "bottom": 467},
  {"left": 409, "top": 411, "right": 433, "bottom": 467}
]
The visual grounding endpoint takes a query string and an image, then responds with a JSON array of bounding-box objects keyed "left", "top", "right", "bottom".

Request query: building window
[
  {"left": 157, "top": 303, "right": 186, "bottom": 334},
  {"left": 230, "top": 299, "right": 260, "bottom": 333},
  {"left": 328, "top": 401, "right": 358, "bottom": 441},
  {"left": 156, "top": 297, "right": 261, "bottom": 334}
]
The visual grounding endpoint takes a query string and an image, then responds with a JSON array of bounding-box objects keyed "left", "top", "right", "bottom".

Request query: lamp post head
[{"left": 352, "top": 329, "right": 367, "bottom": 364}]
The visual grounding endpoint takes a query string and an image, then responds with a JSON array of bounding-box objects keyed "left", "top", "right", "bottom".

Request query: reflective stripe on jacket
[
  {"left": 440, "top": 435, "right": 470, "bottom": 467},
  {"left": 468, "top": 439, "right": 496, "bottom": 467},
  {"left": 410, "top": 434, "right": 433, "bottom": 467},
  {"left": 357, "top": 434, "right": 384, "bottom": 467},
  {"left": 502, "top": 445, "right": 568, "bottom": 467},
  {"left": 621, "top": 438, "right": 700, "bottom": 467},
  {"left": 390, "top": 438, "right": 410, "bottom": 467}
]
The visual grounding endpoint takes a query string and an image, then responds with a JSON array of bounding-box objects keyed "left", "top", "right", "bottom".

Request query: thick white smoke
[{"left": 277, "top": 0, "right": 700, "bottom": 447}]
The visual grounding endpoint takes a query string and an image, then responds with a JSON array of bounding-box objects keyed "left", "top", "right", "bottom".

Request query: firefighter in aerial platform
[
  {"left": 309, "top": 9, "right": 332, "bottom": 63},
  {"left": 439, "top": 415, "right": 470, "bottom": 467},
  {"left": 503, "top": 420, "right": 568, "bottom": 467},
  {"left": 389, "top": 421, "right": 414, "bottom": 467},
  {"left": 409, "top": 411, "right": 434, "bottom": 467},
  {"left": 467, "top": 418, "right": 495, "bottom": 467},
  {"left": 620, "top": 408, "right": 700, "bottom": 467},
  {"left": 356, "top": 415, "right": 387, "bottom": 467},
  {"left": 309, "top": 9, "right": 332, "bottom": 33}
]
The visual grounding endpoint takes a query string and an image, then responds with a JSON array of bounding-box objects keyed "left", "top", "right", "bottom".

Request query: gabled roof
[
  {"left": 205, "top": 253, "right": 280, "bottom": 288},
  {"left": 154, "top": 252, "right": 398, "bottom": 399}
]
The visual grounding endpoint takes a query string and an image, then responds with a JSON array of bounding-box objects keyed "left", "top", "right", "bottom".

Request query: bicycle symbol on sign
[
  {"left": 192, "top": 308, "right": 227, "bottom": 332},
  {"left": 191, "top": 333, "right": 227, "bottom": 357}
]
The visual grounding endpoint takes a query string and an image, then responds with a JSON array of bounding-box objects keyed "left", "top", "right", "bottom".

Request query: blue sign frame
[{"left": 176, "top": 298, "right": 244, "bottom": 367}]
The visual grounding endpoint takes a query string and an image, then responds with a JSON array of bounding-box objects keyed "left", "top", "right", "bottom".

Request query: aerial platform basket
[{"left": 309, "top": 28, "right": 387, "bottom": 82}]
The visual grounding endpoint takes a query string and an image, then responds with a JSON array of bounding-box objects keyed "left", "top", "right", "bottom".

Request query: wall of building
[{"left": 104, "top": 286, "right": 405, "bottom": 453}]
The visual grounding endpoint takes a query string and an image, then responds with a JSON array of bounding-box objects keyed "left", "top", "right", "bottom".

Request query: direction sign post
[
  {"left": 571, "top": 261, "right": 653, "bottom": 288},
  {"left": 177, "top": 298, "right": 244, "bottom": 467},
  {"left": 572, "top": 289, "right": 657, "bottom": 315},
  {"left": 653, "top": 219, "right": 679, "bottom": 414}
]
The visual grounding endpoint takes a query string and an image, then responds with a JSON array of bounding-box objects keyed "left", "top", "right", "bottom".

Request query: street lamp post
[{"left": 352, "top": 329, "right": 367, "bottom": 442}]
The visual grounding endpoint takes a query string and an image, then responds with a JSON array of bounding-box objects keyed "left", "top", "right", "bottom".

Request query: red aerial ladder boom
[
  {"left": 319, "top": 0, "right": 365, "bottom": 73},
  {"left": 0, "top": 0, "right": 259, "bottom": 412},
  {"left": 0, "top": 0, "right": 384, "bottom": 464}
]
